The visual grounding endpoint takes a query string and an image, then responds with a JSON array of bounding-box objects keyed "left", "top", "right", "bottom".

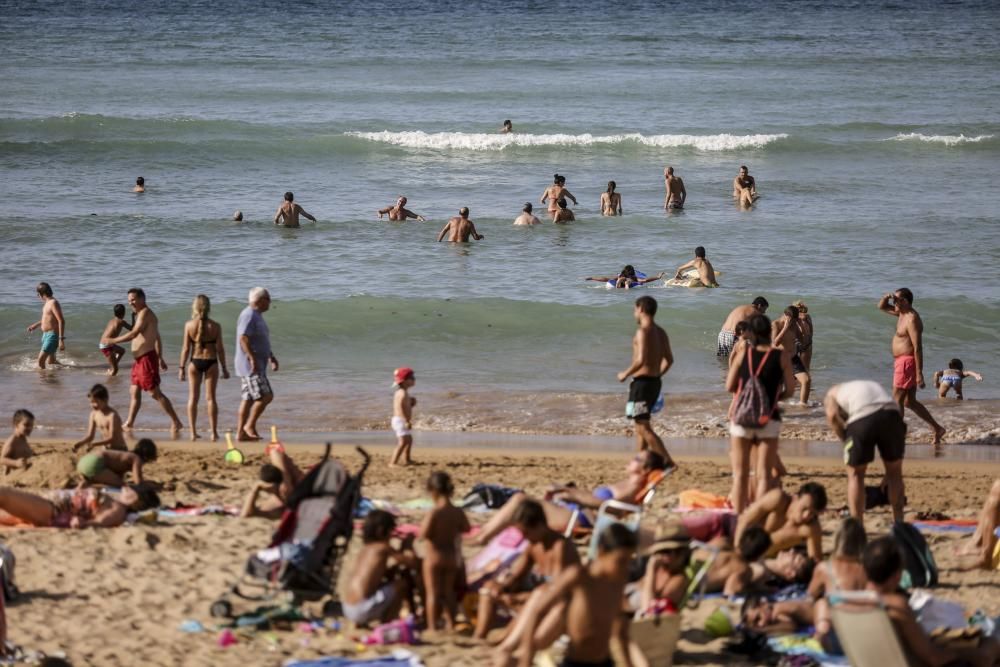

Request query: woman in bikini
[
  {"left": 0, "top": 485, "right": 158, "bottom": 528},
  {"left": 540, "top": 174, "right": 577, "bottom": 221},
  {"left": 179, "top": 294, "right": 229, "bottom": 442},
  {"left": 600, "top": 180, "right": 622, "bottom": 216}
]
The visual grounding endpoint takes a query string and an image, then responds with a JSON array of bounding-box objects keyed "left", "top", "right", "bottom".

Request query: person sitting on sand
[
  {"left": 98, "top": 304, "right": 131, "bottom": 376},
  {"left": 0, "top": 485, "right": 159, "bottom": 529},
  {"left": 501, "top": 522, "right": 637, "bottom": 667},
  {"left": 476, "top": 499, "right": 579, "bottom": 641},
  {"left": 77, "top": 438, "right": 157, "bottom": 487},
  {"left": 133, "top": 176, "right": 145, "bottom": 193},
  {"left": 552, "top": 197, "right": 575, "bottom": 224},
  {"left": 342, "top": 510, "right": 418, "bottom": 627},
  {"left": 72, "top": 384, "right": 127, "bottom": 452},
  {"left": 672, "top": 246, "right": 718, "bottom": 287},
  {"left": 473, "top": 450, "right": 668, "bottom": 546},
  {"left": 600, "top": 181, "right": 622, "bottom": 216},
  {"left": 635, "top": 520, "right": 690, "bottom": 615},
  {"left": 958, "top": 478, "right": 1000, "bottom": 570},
  {"left": 865, "top": 536, "right": 1000, "bottom": 666},
  {"left": 934, "top": 358, "right": 983, "bottom": 400},
  {"left": 239, "top": 444, "right": 305, "bottom": 519},
  {"left": 735, "top": 483, "right": 827, "bottom": 561},
  {"left": 585, "top": 265, "right": 664, "bottom": 289},
  {"left": 733, "top": 165, "right": 757, "bottom": 207},
  {"left": 1, "top": 410, "right": 35, "bottom": 473},
  {"left": 378, "top": 196, "right": 425, "bottom": 222},
  {"left": 741, "top": 594, "right": 815, "bottom": 635},
  {"left": 512, "top": 202, "right": 542, "bottom": 226},
  {"left": 420, "top": 471, "right": 470, "bottom": 633}
]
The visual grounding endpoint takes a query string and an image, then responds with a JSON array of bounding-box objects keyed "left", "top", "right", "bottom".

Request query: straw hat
[{"left": 642, "top": 519, "right": 690, "bottom": 556}]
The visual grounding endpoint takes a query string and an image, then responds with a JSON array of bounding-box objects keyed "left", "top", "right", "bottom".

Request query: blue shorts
[{"left": 40, "top": 331, "right": 59, "bottom": 355}]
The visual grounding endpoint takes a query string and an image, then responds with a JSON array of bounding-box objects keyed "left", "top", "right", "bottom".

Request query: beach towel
[
  {"left": 768, "top": 634, "right": 849, "bottom": 666},
  {"left": 355, "top": 498, "right": 403, "bottom": 518},
  {"left": 677, "top": 489, "right": 730, "bottom": 511},
  {"left": 158, "top": 503, "right": 240, "bottom": 518},
  {"left": 465, "top": 526, "right": 528, "bottom": 590},
  {"left": 284, "top": 649, "right": 424, "bottom": 667}
]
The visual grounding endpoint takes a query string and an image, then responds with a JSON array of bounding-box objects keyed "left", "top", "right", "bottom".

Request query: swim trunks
[
  {"left": 940, "top": 372, "right": 962, "bottom": 388},
  {"left": 240, "top": 373, "right": 273, "bottom": 401},
  {"left": 76, "top": 453, "right": 105, "bottom": 480},
  {"left": 342, "top": 582, "right": 397, "bottom": 625},
  {"left": 391, "top": 415, "right": 411, "bottom": 438},
  {"left": 100, "top": 346, "right": 115, "bottom": 359},
  {"left": 843, "top": 407, "right": 905, "bottom": 467},
  {"left": 680, "top": 512, "right": 738, "bottom": 543},
  {"left": 131, "top": 350, "right": 161, "bottom": 391},
  {"left": 40, "top": 331, "right": 59, "bottom": 355},
  {"left": 667, "top": 201, "right": 683, "bottom": 210},
  {"left": 626, "top": 376, "right": 661, "bottom": 421},
  {"left": 893, "top": 354, "right": 917, "bottom": 390},
  {"left": 717, "top": 330, "right": 736, "bottom": 357},
  {"left": 560, "top": 659, "right": 614, "bottom": 667},
  {"left": 791, "top": 354, "right": 807, "bottom": 375}
]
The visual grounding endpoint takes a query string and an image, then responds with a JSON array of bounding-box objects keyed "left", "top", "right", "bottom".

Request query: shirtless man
[
  {"left": 552, "top": 198, "right": 575, "bottom": 223},
  {"left": 378, "top": 196, "right": 425, "bottom": 222},
  {"left": 133, "top": 176, "right": 145, "bottom": 193},
  {"left": 664, "top": 166, "right": 687, "bottom": 210},
  {"left": 109, "top": 288, "right": 183, "bottom": 434},
  {"left": 273, "top": 191, "right": 317, "bottom": 228},
  {"left": 734, "top": 482, "right": 827, "bottom": 561},
  {"left": 694, "top": 525, "right": 772, "bottom": 596},
  {"left": 436, "top": 207, "right": 484, "bottom": 242},
  {"left": 500, "top": 120, "right": 513, "bottom": 134},
  {"left": 26, "top": 282, "right": 65, "bottom": 369},
  {"left": 619, "top": 296, "right": 675, "bottom": 467},
  {"left": 718, "top": 296, "right": 768, "bottom": 358},
  {"left": 733, "top": 165, "right": 758, "bottom": 207},
  {"left": 772, "top": 306, "right": 811, "bottom": 404},
  {"left": 513, "top": 202, "right": 541, "bottom": 226},
  {"left": 673, "top": 246, "right": 718, "bottom": 287},
  {"left": 878, "top": 288, "right": 945, "bottom": 444},
  {"left": 476, "top": 499, "right": 579, "bottom": 641},
  {"left": 540, "top": 174, "right": 576, "bottom": 220}
]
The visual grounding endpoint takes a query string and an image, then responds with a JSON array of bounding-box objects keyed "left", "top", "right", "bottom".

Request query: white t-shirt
[{"left": 834, "top": 380, "right": 899, "bottom": 425}]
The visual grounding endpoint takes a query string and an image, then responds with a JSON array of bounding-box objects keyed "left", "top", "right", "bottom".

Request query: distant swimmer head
[
  {"left": 557, "top": 198, "right": 568, "bottom": 209},
  {"left": 784, "top": 305, "right": 799, "bottom": 320},
  {"left": 739, "top": 165, "right": 748, "bottom": 174},
  {"left": 949, "top": 358, "right": 964, "bottom": 371},
  {"left": 621, "top": 265, "right": 637, "bottom": 279},
  {"left": 233, "top": 210, "right": 243, "bottom": 222},
  {"left": 459, "top": 206, "right": 470, "bottom": 217},
  {"left": 665, "top": 166, "right": 674, "bottom": 175},
  {"left": 606, "top": 180, "right": 616, "bottom": 193},
  {"left": 523, "top": 202, "right": 533, "bottom": 213},
  {"left": 284, "top": 191, "right": 294, "bottom": 202},
  {"left": 752, "top": 296, "right": 769, "bottom": 312},
  {"left": 503, "top": 119, "right": 512, "bottom": 130},
  {"left": 113, "top": 303, "right": 126, "bottom": 319},
  {"left": 36, "top": 282, "right": 53, "bottom": 298},
  {"left": 695, "top": 246, "right": 706, "bottom": 258},
  {"left": 136, "top": 176, "right": 144, "bottom": 186}
]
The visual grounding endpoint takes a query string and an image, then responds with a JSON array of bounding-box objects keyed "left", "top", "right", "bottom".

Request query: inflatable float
[{"left": 665, "top": 267, "right": 721, "bottom": 288}]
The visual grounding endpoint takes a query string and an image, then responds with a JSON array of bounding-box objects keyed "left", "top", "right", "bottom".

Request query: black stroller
[{"left": 210, "top": 444, "right": 370, "bottom": 618}]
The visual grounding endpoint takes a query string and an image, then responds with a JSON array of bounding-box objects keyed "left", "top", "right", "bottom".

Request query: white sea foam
[
  {"left": 346, "top": 131, "right": 789, "bottom": 151},
  {"left": 888, "top": 133, "right": 995, "bottom": 146}
]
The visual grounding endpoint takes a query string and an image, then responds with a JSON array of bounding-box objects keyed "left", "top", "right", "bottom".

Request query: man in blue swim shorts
[{"left": 26, "top": 282, "right": 65, "bottom": 369}]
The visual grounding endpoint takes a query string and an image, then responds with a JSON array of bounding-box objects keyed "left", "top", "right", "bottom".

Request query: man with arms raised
[
  {"left": 619, "top": 296, "right": 675, "bottom": 468},
  {"left": 378, "top": 196, "right": 425, "bottom": 222},
  {"left": 26, "top": 282, "right": 65, "bottom": 369},
  {"left": 878, "top": 288, "right": 945, "bottom": 444},
  {"left": 718, "top": 296, "right": 768, "bottom": 359},
  {"left": 236, "top": 287, "right": 279, "bottom": 442},
  {"left": 109, "top": 288, "right": 183, "bottom": 433},
  {"left": 437, "top": 207, "right": 484, "bottom": 242},
  {"left": 664, "top": 166, "right": 687, "bottom": 210},
  {"left": 274, "top": 191, "right": 317, "bottom": 228}
]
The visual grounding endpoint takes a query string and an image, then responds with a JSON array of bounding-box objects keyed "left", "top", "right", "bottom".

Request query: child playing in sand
[
  {"left": 390, "top": 367, "right": 417, "bottom": 466},
  {"left": 933, "top": 358, "right": 983, "bottom": 400},
  {"left": 343, "top": 510, "right": 418, "bottom": 627},
  {"left": 77, "top": 438, "right": 157, "bottom": 486},
  {"left": 420, "top": 471, "right": 470, "bottom": 632},
  {"left": 98, "top": 304, "right": 131, "bottom": 376},
  {"left": 72, "top": 384, "right": 127, "bottom": 452},
  {"left": 1, "top": 410, "right": 35, "bottom": 472}
]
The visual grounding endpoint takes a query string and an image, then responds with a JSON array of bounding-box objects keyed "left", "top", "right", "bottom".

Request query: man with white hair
[{"left": 235, "top": 287, "right": 278, "bottom": 441}]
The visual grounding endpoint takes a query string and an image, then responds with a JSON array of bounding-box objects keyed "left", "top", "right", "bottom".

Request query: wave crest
[
  {"left": 888, "top": 133, "right": 995, "bottom": 146},
  {"left": 345, "top": 131, "right": 788, "bottom": 152}
]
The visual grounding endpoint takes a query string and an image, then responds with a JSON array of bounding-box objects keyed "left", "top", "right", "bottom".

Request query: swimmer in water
[
  {"left": 672, "top": 246, "right": 719, "bottom": 287},
  {"left": 552, "top": 197, "right": 575, "bottom": 223},
  {"left": 436, "top": 208, "right": 484, "bottom": 243},
  {"left": 733, "top": 165, "right": 758, "bottom": 208},
  {"left": 540, "top": 174, "right": 577, "bottom": 220},
  {"left": 133, "top": 176, "right": 145, "bottom": 193},
  {"left": 664, "top": 167, "right": 686, "bottom": 210},
  {"left": 600, "top": 181, "right": 622, "bottom": 216},
  {"left": 513, "top": 202, "right": 542, "bottom": 226},
  {"left": 274, "top": 191, "right": 317, "bottom": 228},
  {"left": 585, "top": 265, "right": 664, "bottom": 289},
  {"left": 378, "top": 196, "right": 425, "bottom": 222},
  {"left": 500, "top": 119, "right": 513, "bottom": 134}
]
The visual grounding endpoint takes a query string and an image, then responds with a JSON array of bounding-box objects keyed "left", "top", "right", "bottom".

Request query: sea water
[{"left": 1, "top": 0, "right": 998, "bottom": 435}]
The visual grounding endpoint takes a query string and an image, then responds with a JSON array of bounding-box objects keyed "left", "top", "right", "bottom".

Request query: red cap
[{"left": 393, "top": 367, "right": 414, "bottom": 384}]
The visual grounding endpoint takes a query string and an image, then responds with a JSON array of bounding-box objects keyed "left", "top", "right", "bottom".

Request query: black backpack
[
  {"left": 462, "top": 483, "right": 519, "bottom": 510},
  {"left": 891, "top": 522, "right": 938, "bottom": 589}
]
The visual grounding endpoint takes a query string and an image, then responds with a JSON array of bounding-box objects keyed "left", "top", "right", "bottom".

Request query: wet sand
[{"left": 2, "top": 439, "right": 999, "bottom": 666}]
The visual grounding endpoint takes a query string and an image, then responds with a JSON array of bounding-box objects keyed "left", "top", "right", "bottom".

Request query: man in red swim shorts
[
  {"left": 108, "top": 288, "right": 183, "bottom": 434},
  {"left": 878, "top": 288, "right": 945, "bottom": 444}
]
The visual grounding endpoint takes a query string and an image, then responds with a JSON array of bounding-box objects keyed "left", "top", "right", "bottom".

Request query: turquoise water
[{"left": 1, "top": 1, "right": 999, "bottom": 432}]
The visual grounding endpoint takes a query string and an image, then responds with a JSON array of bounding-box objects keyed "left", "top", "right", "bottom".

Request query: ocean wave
[
  {"left": 345, "top": 131, "right": 789, "bottom": 152},
  {"left": 887, "top": 133, "right": 995, "bottom": 146}
]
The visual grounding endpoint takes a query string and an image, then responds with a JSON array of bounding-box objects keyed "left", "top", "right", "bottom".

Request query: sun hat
[{"left": 642, "top": 519, "right": 690, "bottom": 556}]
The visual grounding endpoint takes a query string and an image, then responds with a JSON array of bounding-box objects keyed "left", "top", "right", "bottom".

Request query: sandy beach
[{"left": 2, "top": 439, "right": 998, "bottom": 666}]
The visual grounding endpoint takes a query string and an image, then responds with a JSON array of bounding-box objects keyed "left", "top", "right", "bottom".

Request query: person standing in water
[
  {"left": 733, "top": 165, "right": 758, "bottom": 207},
  {"left": 437, "top": 207, "right": 484, "bottom": 243},
  {"left": 552, "top": 198, "right": 575, "bottom": 223},
  {"left": 618, "top": 296, "right": 675, "bottom": 468},
  {"left": 377, "top": 196, "right": 425, "bottom": 221},
  {"left": 133, "top": 176, "right": 145, "bottom": 193},
  {"left": 178, "top": 294, "right": 230, "bottom": 442},
  {"left": 540, "top": 174, "right": 577, "bottom": 221},
  {"left": 878, "top": 288, "right": 946, "bottom": 444},
  {"left": 274, "top": 191, "right": 317, "bottom": 228},
  {"left": 672, "top": 246, "right": 718, "bottom": 287},
  {"left": 664, "top": 166, "right": 686, "bottom": 210},
  {"left": 600, "top": 181, "right": 622, "bottom": 216},
  {"left": 26, "top": 282, "right": 65, "bottom": 369},
  {"left": 513, "top": 202, "right": 542, "bottom": 226},
  {"left": 500, "top": 120, "right": 513, "bottom": 134}
]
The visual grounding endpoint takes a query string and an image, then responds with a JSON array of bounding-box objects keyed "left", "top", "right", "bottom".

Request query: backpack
[
  {"left": 729, "top": 348, "right": 777, "bottom": 428},
  {"left": 461, "top": 484, "right": 519, "bottom": 510},
  {"left": 891, "top": 522, "right": 938, "bottom": 589}
]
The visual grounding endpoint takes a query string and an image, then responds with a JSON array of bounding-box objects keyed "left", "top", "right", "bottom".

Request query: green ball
[
  {"left": 224, "top": 448, "right": 245, "bottom": 465},
  {"left": 704, "top": 608, "right": 733, "bottom": 637}
]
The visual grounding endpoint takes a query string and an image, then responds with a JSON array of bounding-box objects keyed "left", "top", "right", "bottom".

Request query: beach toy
[
  {"left": 265, "top": 425, "right": 285, "bottom": 456},
  {"left": 224, "top": 431, "right": 245, "bottom": 465},
  {"left": 217, "top": 628, "right": 237, "bottom": 647},
  {"left": 605, "top": 271, "right": 647, "bottom": 289},
  {"left": 704, "top": 607, "right": 734, "bottom": 637}
]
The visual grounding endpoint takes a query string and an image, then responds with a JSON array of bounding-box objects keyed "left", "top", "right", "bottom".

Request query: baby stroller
[{"left": 210, "top": 444, "right": 370, "bottom": 618}]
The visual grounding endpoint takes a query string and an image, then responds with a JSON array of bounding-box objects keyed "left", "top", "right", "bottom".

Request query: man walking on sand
[
  {"left": 26, "top": 282, "right": 65, "bottom": 369},
  {"left": 236, "top": 287, "right": 279, "bottom": 441},
  {"left": 109, "top": 288, "right": 183, "bottom": 433},
  {"left": 878, "top": 288, "right": 946, "bottom": 444},
  {"left": 618, "top": 295, "right": 675, "bottom": 468},
  {"left": 274, "top": 192, "right": 317, "bottom": 228}
]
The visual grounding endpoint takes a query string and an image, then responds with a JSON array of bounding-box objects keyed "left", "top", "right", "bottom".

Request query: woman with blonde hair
[{"left": 178, "top": 295, "right": 229, "bottom": 441}]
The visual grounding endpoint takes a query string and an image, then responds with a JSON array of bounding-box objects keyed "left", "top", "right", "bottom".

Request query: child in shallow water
[
  {"left": 933, "top": 358, "right": 983, "bottom": 399},
  {"left": 419, "top": 471, "right": 469, "bottom": 632}
]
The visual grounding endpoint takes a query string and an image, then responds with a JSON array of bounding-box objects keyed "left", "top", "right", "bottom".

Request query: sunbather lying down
[
  {"left": 471, "top": 450, "right": 668, "bottom": 546},
  {"left": 0, "top": 485, "right": 159, "bottom": 528}
]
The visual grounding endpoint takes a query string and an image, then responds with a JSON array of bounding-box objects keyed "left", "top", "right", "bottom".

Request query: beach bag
[
  {"left": 462, "top": 483, "right": 519, "bottom": 510},
  {"left": 729, "top": 348, "right": 776, "bottom": 428},
  {"left": 891, "top": 522, "right": 938, "bottom": 589}
]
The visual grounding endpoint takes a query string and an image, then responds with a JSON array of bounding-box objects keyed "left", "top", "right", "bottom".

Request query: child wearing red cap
[{"left": 390, "top": 367, "right": 416, "bottom": 466}]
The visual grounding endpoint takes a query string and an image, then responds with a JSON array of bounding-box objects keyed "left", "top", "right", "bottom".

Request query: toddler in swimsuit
[
  {"left": 389, "top": 367, "right": 417, "bottom": 466},
  {"left": 933, "top": 358, "right": 983, "bottom": 400}
]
